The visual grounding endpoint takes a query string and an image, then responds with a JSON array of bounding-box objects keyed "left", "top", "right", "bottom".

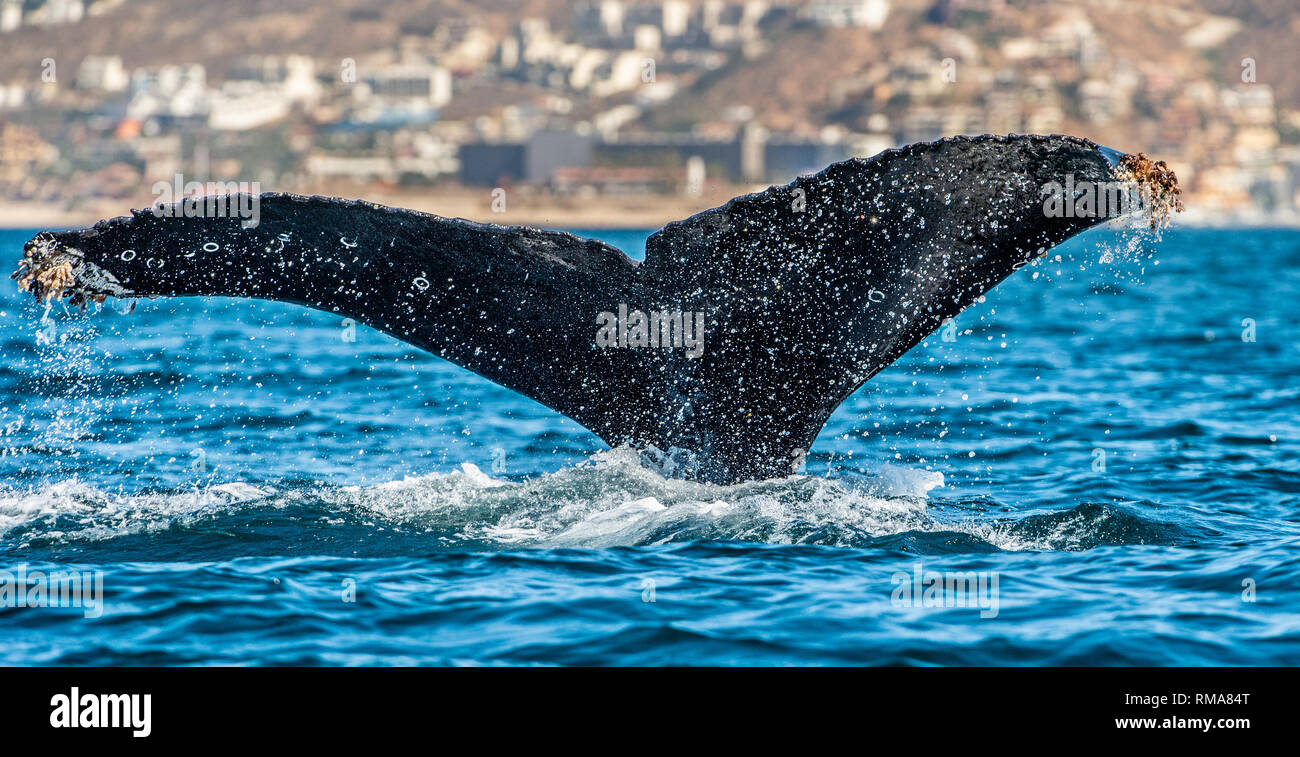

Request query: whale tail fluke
[{"left": 14, "top": 134, "right": 1180, "bottom": 484}]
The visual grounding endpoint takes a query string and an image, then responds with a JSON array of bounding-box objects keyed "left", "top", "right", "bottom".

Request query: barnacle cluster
[
  {"left": 10, "top": 231, "right": 105, "bottom": 307},
  {"left": 1117, "top": 153, "right": 1184, "bottom": 230}
]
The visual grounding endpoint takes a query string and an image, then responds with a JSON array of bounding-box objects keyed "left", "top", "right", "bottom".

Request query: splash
[{"left": 0, "top": 449, "right": 1187, "bottom": 553}]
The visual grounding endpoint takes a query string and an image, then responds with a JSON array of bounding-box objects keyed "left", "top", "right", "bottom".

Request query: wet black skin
[{"left": 20, "top": 134, "right": 1124, "bottom": 484}]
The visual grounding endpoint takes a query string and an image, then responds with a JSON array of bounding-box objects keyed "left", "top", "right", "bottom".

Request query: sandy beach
[{"left": 0, "top": 184, "right": 765, "bottom": 231}]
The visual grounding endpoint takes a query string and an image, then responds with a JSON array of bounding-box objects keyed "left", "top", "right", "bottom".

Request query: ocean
[{"left": 0, "top": 225, "right": 1296, "bottom": 665}]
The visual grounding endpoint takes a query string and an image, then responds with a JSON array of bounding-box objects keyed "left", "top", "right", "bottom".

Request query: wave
[{"left": 0, "top": 448, "right": 1191, "bottom": 554}]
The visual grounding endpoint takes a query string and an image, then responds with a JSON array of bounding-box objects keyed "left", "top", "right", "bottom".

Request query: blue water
[{"left": 0, "top": 225, "right": 1297, "bottom": 665}]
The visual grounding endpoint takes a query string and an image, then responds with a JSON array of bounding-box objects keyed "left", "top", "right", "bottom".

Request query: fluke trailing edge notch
[{"left": 14, "top": 135, "right": 1181, "bottom": 484}]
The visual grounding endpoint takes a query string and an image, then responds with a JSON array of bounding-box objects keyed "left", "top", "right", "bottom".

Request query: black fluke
[{"left": 14, "top": 135, "right": 1178, "bottom": 483}]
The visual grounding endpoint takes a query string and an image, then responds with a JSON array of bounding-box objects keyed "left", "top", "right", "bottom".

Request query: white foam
[
  {"left": 0, "top": 450, "right": 969, "bottom": 549},
  {"left": 0, "top": 477, "right": 272, "bottom": 542}
]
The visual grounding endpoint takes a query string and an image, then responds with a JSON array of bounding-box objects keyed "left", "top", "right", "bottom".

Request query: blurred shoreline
[
  {"left": 2, "top": 192, "right": 1294, "bottom": 231},
  {"left": 4, "top": 2, "right": 1298, "bottom": 232},
  {"left": 0, "top": 183, "right": 755, "bottom": 230}
]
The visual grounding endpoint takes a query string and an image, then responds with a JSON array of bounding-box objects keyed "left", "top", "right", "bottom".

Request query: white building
[
  {"left": 208, "top": 81, "right": 291, "bottom": 131},
  {"left": 127, "top": 64, "right": 208, "bottom": 119},
  {"left": 28, "top": 0, "right": 84, "bottom": 26},
  {"left": 804, "top": 0, "right": 890, "bottom": 30},
  {"left": 364, "top": 64, "right": 453, "bottom": 109},
  {"left": 76, "top": 56, "right": 129, "bottom": 92},
  {"left": 210, "top": 54, "right": 320, "bottom": 130},
  {"left": 0, "top": 0, "right": 23, "bottom": 33}
]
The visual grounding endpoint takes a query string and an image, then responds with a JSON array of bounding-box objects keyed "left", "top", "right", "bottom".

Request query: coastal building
[
  {"left": 76, "top": 56, "right": 129, "bottom": 92},
  {"left": 803, "top": 0, "right": 890, "bottom": 29},
  {"left": 0, "top": 0, "right": 23, "bottom": 33},
  {"left": 127, "top": 64, "right": 208, "bottom": 119}
]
